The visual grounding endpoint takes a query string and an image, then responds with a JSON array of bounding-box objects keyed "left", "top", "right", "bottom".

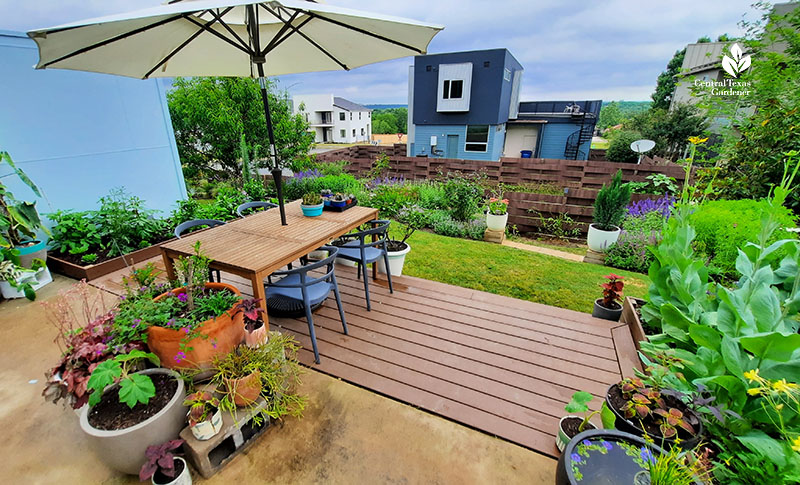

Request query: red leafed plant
[
  {"left": 654, "top": 407, "right": 696, "bottom": 438},
  {"left": 139, "top": 439, "right": 184, "bottom": 482},
  {"left": 184, "top": 391, "right": 220, "bottom": 427},
  {"left": 235, "top": 298, "right": 266, "bottom": 332},
  {"left": 600, "top": 273, "right": 624, "bottom": 309}
]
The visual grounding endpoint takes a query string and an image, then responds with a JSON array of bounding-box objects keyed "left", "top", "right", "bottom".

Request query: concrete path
[
  {"left": 0, "top": 274, "right": 557, "bottom": 484},
  {"left": 502, "top": 239, "right": 584, "bottom": 262}
]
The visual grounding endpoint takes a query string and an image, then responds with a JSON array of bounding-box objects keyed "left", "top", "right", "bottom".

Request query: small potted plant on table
[
  {"left": 139, "top": 439, "right": 192, "bottom": 485},
  {"left": 330, "top": 192, "right": 348, "bottom": 208},
  {"left": 301, "top": 192, "right": 324, "bottom": 216},
  {"left": 184, "top": 391, "right": 222, "bottom": 441},
  {"left": 587, "top": 170, "right": 631, "bottom": 252},
  {"left": 592, "top": 273, "right": 624, "bottom": 321},
  {"left": 485, "top": 190, "right": 509, "bottom": 232},
  {"left": 557, "top": 391, "right": 599, "bottom": 452}
]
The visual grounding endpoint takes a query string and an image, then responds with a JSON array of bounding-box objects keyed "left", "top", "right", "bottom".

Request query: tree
[
  {"left": 651, "top": 37, "right": 712, "bottom": 110},
  {"left": 371, "top": 108, "right": 408, "bottom": 134},
  {"left": 624, "top": 104, "right": 709, "bottom": 160},
  {"left": 167, "top": 77, "right": 313, "bottom": 184},
  {"left": 606, "top": 130, "right": 642, "bottom": 163},
  {"left": 597, "top": 101, "right": 623, "bottom": 131}
]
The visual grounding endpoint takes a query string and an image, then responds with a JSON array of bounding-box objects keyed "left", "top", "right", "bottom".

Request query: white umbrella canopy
[
  {"left": 27, "top": 0, "right": 443, "bottom": 78},
  {"left": 27, "top": 0, "right": 443, "bottom": 224}
]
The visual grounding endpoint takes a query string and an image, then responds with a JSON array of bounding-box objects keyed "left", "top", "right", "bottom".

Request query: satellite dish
[{"left": 630, "top": 139, "right": 655, "bottom": 164}]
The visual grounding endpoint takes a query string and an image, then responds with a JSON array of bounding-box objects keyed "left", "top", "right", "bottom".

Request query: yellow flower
[
  {"left": 793, "top": 437, "right": 800, "bottom": 453},
  {"left": 772, "top": 379, "right": 798, "bottom": 395},
  {"left": 744, "top": 369, "right": 761, "bottom": 383},
  {"left": 777, "top": 403, "right": 785, "bottom": 411},
  {"left": 688, "top": 136, "right": 709, "bottom": 145},
  {"left": 748, "top": 388, "right": 762, "bottom": 396}
]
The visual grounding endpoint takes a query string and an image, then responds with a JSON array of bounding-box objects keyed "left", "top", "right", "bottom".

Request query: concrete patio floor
[{"left": 0, "top": 274, "right": 556, "bottom": 484}]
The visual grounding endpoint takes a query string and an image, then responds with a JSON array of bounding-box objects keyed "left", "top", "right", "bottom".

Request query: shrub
[
  {"left": 417, "top": 181, "right": 447, "bottom": 210},
  {"left": 606, "top": 130, "right": 642, "bottom": 163},
  {"left": 284, "top": 172, "right": 361, "bottom": 200},
  {"left": 605, "top": 230, "right": 658, "bottom": 273},
  {"left": 95, "top": 188, "right": 168, "bottom": 256},
  {"left": 443, "top": 173, "right": 483, "bottom": 222},
  {"left": 365, "top": 182, "right": 419, "bottom": 218},
  {"left": 593, "top": 170, "right": 632, "bottom": 230},
  {"left": 48, "top": 210, "right": 102, "bottom": 255},
  {"left": 429, "top": 210, "right": 486, "bottom": 240},
  {"left": 243, "top": 178, "right": 270, "bottom": 201},
  {"left": 689, "top": 199, "right": 797, "bottom": 276}
]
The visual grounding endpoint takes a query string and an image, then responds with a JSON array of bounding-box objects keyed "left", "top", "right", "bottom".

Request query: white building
[{"left": 293, "top": 94, "right": 372, "bottom": 144}]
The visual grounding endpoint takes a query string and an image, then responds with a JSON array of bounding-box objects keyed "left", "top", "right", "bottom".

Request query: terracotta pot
[
  {"left": 148, "top": 283, "right": 244, "bottom": 371},
  {"left": 244, "top": 321, "right": 268, "bottom": 348},
  {"left": 226, "top": 371, "right": 262, "bottom": 407},
  {"left": 79, "top": 369, "right": 187, "bottom": 475}
]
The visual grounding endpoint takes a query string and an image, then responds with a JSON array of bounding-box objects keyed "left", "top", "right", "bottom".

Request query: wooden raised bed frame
[{"left": 47, "top": 240, "right": 174, "bottom": 281}]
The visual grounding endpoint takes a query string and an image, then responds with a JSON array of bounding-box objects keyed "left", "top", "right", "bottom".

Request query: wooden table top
[{"left": 161, "top": 200, "right": 379, "bottom": 276}]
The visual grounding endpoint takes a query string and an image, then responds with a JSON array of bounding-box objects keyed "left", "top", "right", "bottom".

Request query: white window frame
[
  {"left": 437, "top": 63, "right": 472, "bottom": 112},
  {"left": 464, "top": 125, "right": 489, "bottom": 153}
]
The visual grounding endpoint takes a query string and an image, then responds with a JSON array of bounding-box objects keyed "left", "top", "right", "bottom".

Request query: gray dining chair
[
  {"left": 334, "top": 220, "right": 393, "bottom": 311},
  {"left": 236, "top": 201, "right": 278, "bottom": 218},
  {"left": 174, "top": 219, "right": 225, "bottom": 282},
  {"left": 265, "top": 246, "right": 347, "bottom": 364}
]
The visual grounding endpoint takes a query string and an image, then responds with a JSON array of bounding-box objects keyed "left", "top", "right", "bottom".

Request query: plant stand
[
  {"left": 483, "top": 228, "right": 505, "bottom": 244},
  {"left": 582, "top": 249, "right": 605, "bottom": 265},
  {"left": 179, "top": 399, "right": 270, "bottom": 479}
]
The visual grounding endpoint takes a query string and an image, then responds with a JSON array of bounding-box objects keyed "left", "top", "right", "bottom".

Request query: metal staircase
[{"left": 564, "top": 123, "right": 594, "bottom": 160}]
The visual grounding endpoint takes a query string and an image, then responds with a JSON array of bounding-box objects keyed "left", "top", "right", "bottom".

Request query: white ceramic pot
[
  {"left": 587, "top": 224, "right": 621, "bottom": 252},
  {"left": 377, "top": 243, "right": 411, "bottom": 276},
  {"left": 0, "top": 266, "right": 52, "bottom": 299},
  {"left": 189, "top": 409, "right": 223, "bottom": 441},
  {"left": 152, "top": 457, "right": 192, "bottom": 485},
  {"left": 486, "top": 212, "right": 508, "bottom": 231}
]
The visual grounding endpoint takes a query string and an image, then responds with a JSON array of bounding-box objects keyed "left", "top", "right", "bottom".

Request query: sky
[{"left": 0, "top": 0, "right": 764, "bottom": 105}]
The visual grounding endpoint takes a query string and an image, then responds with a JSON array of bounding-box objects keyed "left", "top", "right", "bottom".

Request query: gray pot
[
  {"left": 592, "top": 298, "right": 622, "bottom": 321},
  {"left": 16, "top": 240, "right": 47, "bottom": 269},
  {"left": 80, "top": 368, "right": 188, "bottom": 475}
]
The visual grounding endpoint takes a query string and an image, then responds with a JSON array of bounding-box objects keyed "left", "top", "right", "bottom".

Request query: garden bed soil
[
  {"left": 88, "top": 374, "right": 178, "bottom": 431},
  {"left": 154, "top": 458, "right": 185, "bottom": 484},
  {"left": 47, "top": 236, "right": 176, "bottom": 281},
  {"left": 560, "top": 416, "right": 586, "bottom": 440},
  {"left": 606, "top": 383, "right": 698, "bottom": 443}
]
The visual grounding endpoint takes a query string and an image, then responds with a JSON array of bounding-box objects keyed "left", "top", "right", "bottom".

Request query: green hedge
[{"left": 689, "top": 199, "right": 798, "bottom": 276}]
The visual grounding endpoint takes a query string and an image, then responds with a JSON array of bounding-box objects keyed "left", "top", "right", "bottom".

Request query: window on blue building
[
  {"left": 465, "top": 125, "right": 489, "bottom": 152},
  {"left": 442, "top": 79, "right": 464, "bottom": 99}
]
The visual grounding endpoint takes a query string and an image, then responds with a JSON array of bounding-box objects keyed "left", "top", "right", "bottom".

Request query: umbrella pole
[{"left": 257, "top": 67, "right": 288, "bottom": 226}]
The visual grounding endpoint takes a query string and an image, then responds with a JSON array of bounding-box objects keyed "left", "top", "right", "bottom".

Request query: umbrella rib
[
  {"left": 142, "top": 8, "right": 230, "bottom": 79},
  {"left": 261, "top": 10, "right": 301, "bottom": 55},
  {"left": 303, "top": 11, "right": 425, "bottom": 54},
  {"left": 41, "top": 13, "right": 190, "bottom": 68},
  {"left": 260, "top": 5, "right": 349, "bottom": 70},
  {"left": 263, "top": 16, "right": 311, "bottom": 54},
  {"left": 206, "top": 8, "right": 251, "bottom": 52},
  {"left": 184, "top": 15, "right": 252, "bottom": 55}
]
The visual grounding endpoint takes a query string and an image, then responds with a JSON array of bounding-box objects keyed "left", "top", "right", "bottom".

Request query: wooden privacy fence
[{"left": 317, "top": 144, "right": 683, "bottom": 234}]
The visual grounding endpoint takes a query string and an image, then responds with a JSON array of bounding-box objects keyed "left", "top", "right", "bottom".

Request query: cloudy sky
[{"left": 1, "top": 0, "right": 762, "bottom": 104}]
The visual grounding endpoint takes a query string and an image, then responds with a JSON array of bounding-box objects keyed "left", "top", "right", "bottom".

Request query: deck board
[{"left": 87, "top": 255, "right": 640, "bottom": 459}]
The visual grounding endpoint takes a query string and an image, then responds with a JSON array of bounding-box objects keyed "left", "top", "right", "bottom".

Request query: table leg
[
  {"left": 250, "top": 272, "right": 269, "bottom": 330},
  {"left": 162, "top": 251, "right": 176, "bottom": 281}
]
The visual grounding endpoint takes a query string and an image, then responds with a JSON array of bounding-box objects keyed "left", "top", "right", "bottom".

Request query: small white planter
[
  {"left": 486, "top": 212, "right": 508, "bottom": 231},
  {"left": 378, "top": 243, "right": 411, "bottom": 276},
  {"left": 152, "top": 457, "right": 192, "bottom": 485},
  {"left": 0, "top": 266, "right": 52, "bottom": 299},
  {"left": 189, "top": 409, "right": 223, "bottom": 441},
  {"left": 587, "top": 224, "right": 621, "bottom": 252}
]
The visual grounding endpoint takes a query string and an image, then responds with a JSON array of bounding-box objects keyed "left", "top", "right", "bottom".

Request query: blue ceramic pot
[{"left": 301, "top": 203, "right": 324, "bottom": 217}]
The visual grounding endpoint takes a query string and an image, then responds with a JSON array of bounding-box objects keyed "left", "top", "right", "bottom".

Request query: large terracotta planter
[
  {"left": 227, "top": 371, "right": 262, "bottom": 407},
  {"left": 148, "top": 283, "right": 244, "bottom": 371},
  {"left": 79, "top": 369, "right": 187, "bottom": 475}
]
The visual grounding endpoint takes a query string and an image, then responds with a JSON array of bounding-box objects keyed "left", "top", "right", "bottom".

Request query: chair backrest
[
  {"left": 236, "top": 201, "right": 278, "bottom": 218},
  {"left": 174, "top": 219, "right": 225, "bottom": 239},
  {"left": 269, "top": 246, "right": 339, "bottom": 288},
  {"left": 339, "top": 220, "right": 391, "bottom": 248}
]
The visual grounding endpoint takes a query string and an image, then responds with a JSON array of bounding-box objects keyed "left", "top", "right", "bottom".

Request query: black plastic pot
[
  {"left": 592, "top": 299, "right": 622, "bottom": 321},
  {"left": 556, "top": 429, "right": 666, "bottom": 485},
  {"left": 605, "top": 383, "right": 704, "bottom": 450}
]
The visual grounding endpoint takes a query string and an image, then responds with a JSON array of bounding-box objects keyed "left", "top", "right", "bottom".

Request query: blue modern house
[
  {"left": 0, "top": 30, "right": 186, "bottom": 220},
  {"left": 407, "top": 48, "right": 600, "bottom": 161}
]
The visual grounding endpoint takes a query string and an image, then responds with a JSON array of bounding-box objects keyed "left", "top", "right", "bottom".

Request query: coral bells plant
[{"left": 599, "top": 273, "right": 624, "bottom": 309}]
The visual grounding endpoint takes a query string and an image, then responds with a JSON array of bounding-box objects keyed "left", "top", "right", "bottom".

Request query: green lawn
[
  {"left": 402, "top": 230, "right": 649, "bottom": 314},
  {"left": 508, "top": 236, "right": 588, "bottom": 256}
]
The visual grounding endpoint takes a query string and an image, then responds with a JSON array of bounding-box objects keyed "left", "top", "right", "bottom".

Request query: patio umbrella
[{"left": 27, "top": 0, "right": 443, "bottom": 225}]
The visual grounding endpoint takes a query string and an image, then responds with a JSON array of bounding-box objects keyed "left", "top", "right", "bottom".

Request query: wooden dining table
[{"left": 160, "top": 200, "right": 379, "bottom": 326}]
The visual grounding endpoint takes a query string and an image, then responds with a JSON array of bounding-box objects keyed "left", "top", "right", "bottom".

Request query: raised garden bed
[
  {"left": 47, "top": 239, "right": 174, "bottom": 281},
  {"left": 620, "top": 297, "right": 648, "bottom": 350}
]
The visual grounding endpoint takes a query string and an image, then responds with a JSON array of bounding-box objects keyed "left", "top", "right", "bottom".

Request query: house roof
[{"left": 333, "top": 97, "right": 371, "bottom": 112}]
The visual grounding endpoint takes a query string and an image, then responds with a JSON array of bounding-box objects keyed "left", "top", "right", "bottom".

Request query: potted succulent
[
  {"left": 236, "top": 298, "right": 268, "bottom": 348},
  {"left": 379, "top": 205, "right": 425, "bottom": 276},
  {"left": 139, "top": 439, "right": 192, "bottom": 485},
  {"left": 592, "top": 274, "right": 624, "bottom": 321},
  {"left": 0, "top": 150, "right": 51, "bottom": 268},
  {"left": 80, "top": 350, "right": 188, "bottom": 475},
  {"left": 211, "top": 333, "right": 307, "bottom": 422},
  {"left": 330, "top": 192, "right": 348, "bottom": 208},
  {"left": 587, "top": 170, "right": 631, "bottom": 252},
  {"left": 146, "top": 242, "right": 244, "bottom": 371},
  {"left": 605, "top": 377, "right": 703, "bottom": 450},
  {"left": 301, "top": 192, "right": 324, "bottom": 217},
  {"left": 557, "top": 391, "right": 600, "bottom": 452},
  {"left": 183, "top": 391, "right": 222, "bottom": 441},
  {"left": 485, "top": 191, "right": 509, "bottom": 232}
]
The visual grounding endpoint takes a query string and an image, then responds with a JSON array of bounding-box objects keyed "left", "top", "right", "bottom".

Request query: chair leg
[
  {"left": 382, "top": 252, "right": 394, "bottom": 294},
  {"left": 304, "top": 298, "right": 321, "bottom": 364},
  {"left": 356, "top": 262, "right": 361, "bottom": 279},
  {"left": 332, "top": 276, "right": 348, "bottom": 335},
  {"left": 361, "top": 258, "right": 371, "bottom": 311}
]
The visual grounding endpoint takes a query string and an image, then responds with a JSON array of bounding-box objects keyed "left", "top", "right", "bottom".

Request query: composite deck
[{"left": 92, "top": 256, "right": 641, "bottom": 458}]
